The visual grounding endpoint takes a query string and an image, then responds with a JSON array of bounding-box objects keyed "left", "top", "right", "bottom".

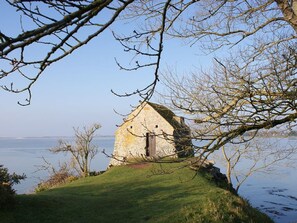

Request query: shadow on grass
[
  {"left": 0, "top": 165, "right": 273, "bottom": 223},
  {"left": 8, "top": 181, "right": 202, "bottom": 223}
]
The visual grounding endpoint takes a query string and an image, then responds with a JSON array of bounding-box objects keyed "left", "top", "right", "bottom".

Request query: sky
[{"left": 0, "top": 2, "right": 211, "bottom": 137}]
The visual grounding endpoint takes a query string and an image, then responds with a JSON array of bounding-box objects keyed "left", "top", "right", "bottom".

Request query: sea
[{"left": 0, "top": 136, "right": 296, "bottom": 223}]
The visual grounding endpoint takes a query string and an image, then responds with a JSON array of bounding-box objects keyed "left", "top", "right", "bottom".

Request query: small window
[
  {"left": 130, "top": 126, "right": 133, "bottom": 129},
  {"left": 155, "top": 125, "right": 158, "bottom": 128}
]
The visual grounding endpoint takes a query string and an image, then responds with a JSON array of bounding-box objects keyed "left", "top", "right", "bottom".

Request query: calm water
[
  {"left": 0, "top": 137, "right": 296, "bottom": 223},
  {"left": 211, "top": 137, "right": 297, "bottom": 223},
  {"left": 0, "top": 137, "right": 114, "bottom": 194}
]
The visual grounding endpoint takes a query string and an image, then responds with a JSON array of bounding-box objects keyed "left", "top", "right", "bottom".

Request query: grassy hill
[{"left": 0, "top": 162, "right": 273, "bottom": 223}]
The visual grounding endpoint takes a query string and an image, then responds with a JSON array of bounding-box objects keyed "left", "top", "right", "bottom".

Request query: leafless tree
[
  {"left": 0, "top": 0, "right": 165, "bottom": 104},
  {"left": 213, "top": 140, "right": 296, "bottom": 193},
  {"left": 2, "top": 1, "right": 295, "bottom": 104},
  {"left": 50, "top": 123, "right": 101, "bottom": 177},
  {"left": 1, "top": 1, "right": 297, "bottom": 148},
  {"left": 0, "top": 0, "right": 135, "bottom": 105}
]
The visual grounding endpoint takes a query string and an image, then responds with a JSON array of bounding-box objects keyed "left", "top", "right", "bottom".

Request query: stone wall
[{"left": 110, "top": 103, "right": 177, "bottom": 166}]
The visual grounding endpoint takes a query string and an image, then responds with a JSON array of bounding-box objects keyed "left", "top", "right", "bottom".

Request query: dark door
[{"left": 146, "top": 133, "right": 156, "bottom": 157}]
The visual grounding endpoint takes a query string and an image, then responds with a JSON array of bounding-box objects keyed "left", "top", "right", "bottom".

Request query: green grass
[{"left": 0, "top": 162, "right": 273, "bottom": 223}]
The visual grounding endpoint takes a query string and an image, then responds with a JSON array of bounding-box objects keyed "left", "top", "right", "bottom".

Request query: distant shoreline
[{"left": 0, "top": 135, "right": 115, "bottom": 139}]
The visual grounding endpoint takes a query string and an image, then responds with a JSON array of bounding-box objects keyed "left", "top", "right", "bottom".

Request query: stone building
[{"left": 109, "top": 102, "right": 193, "bottom": 166}]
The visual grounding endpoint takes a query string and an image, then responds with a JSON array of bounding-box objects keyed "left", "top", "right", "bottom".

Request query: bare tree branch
[{"left": 50, "top": 123, "right": 101, "bottom": 177}]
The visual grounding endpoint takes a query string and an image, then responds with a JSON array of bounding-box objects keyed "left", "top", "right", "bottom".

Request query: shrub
[
  {"left": 35, "top": 164, "right": 78, "bottom": 192},
  {"left": 89, "top": 170, "right": 105, "bottom": 176},
  {"left": 0, "top": 165, "right": 26, "bottom": 209}
]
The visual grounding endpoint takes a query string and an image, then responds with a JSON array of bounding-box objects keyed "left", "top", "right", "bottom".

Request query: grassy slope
[{"left": 0, "top": 163, "right": 273, "bottom": 223}]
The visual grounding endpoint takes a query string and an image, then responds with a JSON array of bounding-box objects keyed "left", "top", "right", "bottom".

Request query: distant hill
[
  {"left": 0, "top": 162, "right": 273, "bottom": 223},
  {"left": 244, "top": 130, "right": 297, "bottom": 137}
]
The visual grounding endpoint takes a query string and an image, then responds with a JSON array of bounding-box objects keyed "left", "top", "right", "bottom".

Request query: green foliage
[
  {"left": 0, "top": 165, "right": 26, "bottom": 209},
  {"left": 89, "top": 170, "right": 105, "bottom": 176},
  {"left": 0, "top": 162, "right": 272, "bottom": 223}
]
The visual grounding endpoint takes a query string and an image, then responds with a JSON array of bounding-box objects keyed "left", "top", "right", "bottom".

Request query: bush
[
  {"left": 89, "top": 170, "right": 105, "bottom": 176},
  {"left": 0, "top": 165, "right": 26, "bottom": 209},
  {"left": 35, "top": 165, "right": 78, "bottom": 192}
]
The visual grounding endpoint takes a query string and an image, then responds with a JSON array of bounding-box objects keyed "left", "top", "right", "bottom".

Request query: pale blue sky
[{"left": 0, "top": 2, "right": 210, "bottom": 137}]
